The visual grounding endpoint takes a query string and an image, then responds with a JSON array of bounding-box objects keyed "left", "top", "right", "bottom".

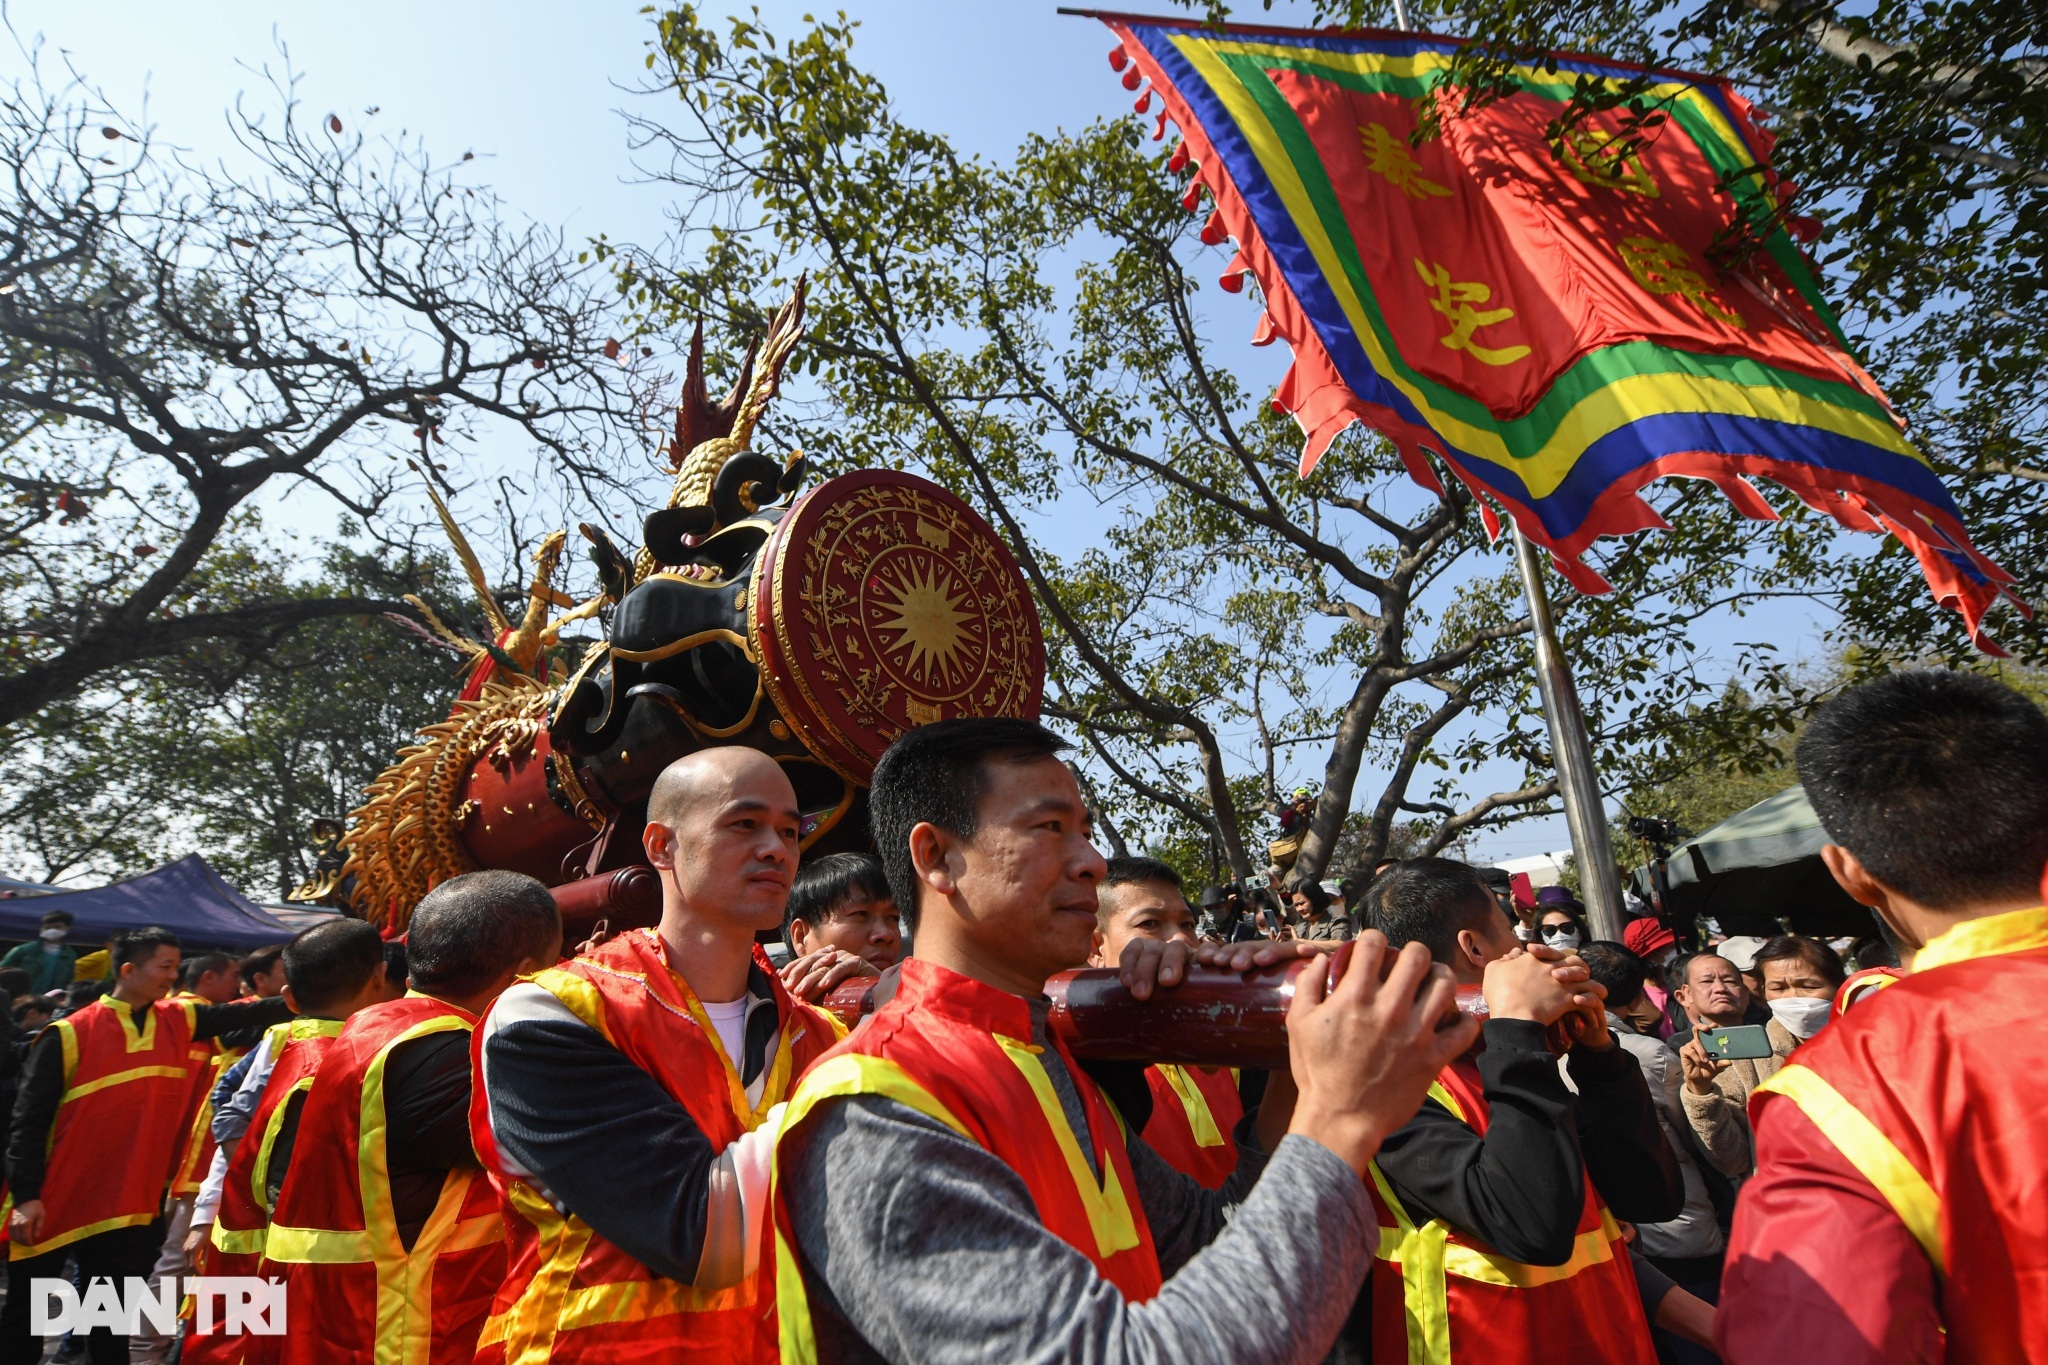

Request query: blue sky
[{"left": 11, "top": 2, "right": 1841, "bottom": 866}]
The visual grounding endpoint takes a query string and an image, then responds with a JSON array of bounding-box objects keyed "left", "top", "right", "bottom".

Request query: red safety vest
[
  {"left": 7, "top": 994, "right": 208, "bottom": 1259},
  {"left": 471, "top": 930, "right": 841, "bottom": 1365},
  {"left": 1753, "top": 906, "right": 2048, "bottom": 1361},
  {"left": 1368, "top": 1059, "right": 1655, "bottom": 1365},
  {"left": 264, "top": 995, "right": 503, "bottom": 1365},
  {"left": 772, "top": 957, "right": 1164, "bottom": 1362},
  {"left": 1830, "top": 965, "right": 1905, "bottom": 1020},
  {"left": 186, "top": 1017, "right": 346, "bottom": 1365},
  {"left": 172, "top": 993, "right": 249, "bottom": 1200},
  {"left": 1140, "top": 1064, "right": 1243, "bottom": 1190}
]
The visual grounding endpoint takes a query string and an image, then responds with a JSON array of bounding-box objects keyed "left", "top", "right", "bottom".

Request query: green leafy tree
[{"left": 618, "top": 8, "right": 1803, "bottom": 887}]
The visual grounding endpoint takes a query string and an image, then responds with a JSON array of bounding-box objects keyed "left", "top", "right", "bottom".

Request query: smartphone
[{"left": 1699, "top": 1023, "right": 1775, "bottom": 1061}]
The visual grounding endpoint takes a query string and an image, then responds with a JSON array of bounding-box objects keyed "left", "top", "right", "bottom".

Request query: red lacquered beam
[
  {"left": 549, "top": 865, "right": 662, "bottom": 945},
  {"left": 811, "top": 959, "right": 1524, "bottom": 1064}
]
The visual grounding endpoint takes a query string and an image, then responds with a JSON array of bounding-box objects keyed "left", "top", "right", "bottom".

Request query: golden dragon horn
[
  {"left": 409, "top": 461, "right": 511, "bottom": 637},
  {"left": 500, "top": 530, "right": 569, "bottom": 675},
  {"left": 727, "top": 275, "right": 808, "bottom": 453}
]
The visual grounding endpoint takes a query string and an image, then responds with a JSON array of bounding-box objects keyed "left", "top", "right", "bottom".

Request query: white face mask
[
  {"left": 1540, "top": 926, "right": 1581, "bottom": 952},
  {"left": 1769, "top": 995, "right": 1832, "bottom": 1041},
  {"left": 38, "top": 927, "right": 65, "bottom": 944}
]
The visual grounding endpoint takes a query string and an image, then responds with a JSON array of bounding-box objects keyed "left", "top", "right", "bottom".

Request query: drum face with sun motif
[{"left": 751, "top": 469, "right": 1047, "bottom": 783}]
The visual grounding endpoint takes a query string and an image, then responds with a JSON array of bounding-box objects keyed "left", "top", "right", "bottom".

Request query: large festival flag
[{"left": 1089, "top": 14, "right": 2024, "bottom": 650}]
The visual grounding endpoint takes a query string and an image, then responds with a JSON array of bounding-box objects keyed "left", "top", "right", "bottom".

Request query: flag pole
[
  {"left": 1512, "top": 530, "right": 1626, "bottom": 942},
  {"left": 1379, "top": 0, "right": 1621, "bottom": 939}
]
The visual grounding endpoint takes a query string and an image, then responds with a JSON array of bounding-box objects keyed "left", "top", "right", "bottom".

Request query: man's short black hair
[
  {"left": 784, "top": 853, "right": 893, "bottom": 946},
  {"left": 1580, "top": 941, "right": 1647, "bottom": 1010},
  {"left": 1670, "top": 950, "right": 1735, "bottom": 992},
  {"left": 0, "top": 968, "right": 32, "bottom": 998},
  {"left": 1101, "top": 856, "right": 1182, "bottom": 892},
  {"left": 239, "top": 945, "right": 286, "bottom": 990},
  {"left": 1796, "top": 669, "right": 2048, "bottom": 909},
  {"left": 1097, "top": 856, "right": 1185, "bottom": 929},
  {"left": 112, "top": 926, "right": 180, "bottom": 970},
  {"left": 407, "top": 870, "right": 561, "bottom": 999},
  {"left": 179, "top": 953, "right": 234, "bottom": 989},
  {"left": 282, "top": 919, "right": 385, "bottom": 1015},
  {"left": 868, "top": 717, "right": 1072, "bottom": 934},
  {"left": 1752, "top": 934, "right": 1846, "bottom": 988},
  {"left": 38, "top": 909, "right": 73, "bottom": 929},
  {"left": 1363, "top": 858, "right": 1497, "bottom": 965}
]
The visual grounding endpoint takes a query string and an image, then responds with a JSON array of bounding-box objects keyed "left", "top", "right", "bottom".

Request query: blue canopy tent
[{"left": 0, "top": 855, "right": 300, "bottom": 952}]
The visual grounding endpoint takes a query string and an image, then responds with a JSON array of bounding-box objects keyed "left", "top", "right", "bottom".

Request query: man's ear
[
  {"left": 1820, "top": 843, "right": 1919, "bottom": 949},
  {"left": 642, "top": 819, "right": 678, "bottom": 871},
  {"left": 788, "top": 919, "right": 813, "bottom": 955},
  {"left": 1820, "top": 843, "right": 1888, "bottom": 910},
  {"left": 281, "top": 984, "right": 302, "bottom": 1016},
  {"left": 1086, "top": 927, "right": 1107, "bottom": 969},
  {"left": 1453, "top": 928, "right": 1485, "bottom": 973},
  {"left": 906, "top": 822, "right": 961, "bottom": 896}
]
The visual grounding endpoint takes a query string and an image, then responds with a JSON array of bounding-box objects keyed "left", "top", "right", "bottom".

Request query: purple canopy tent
[{"left": 0, "top": 855, "right": 300, "bottom": 952}]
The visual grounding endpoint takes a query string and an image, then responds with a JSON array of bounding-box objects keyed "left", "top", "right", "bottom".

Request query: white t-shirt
[{"left": 700, "top": 997, "right": 748, "bottom": 1069}]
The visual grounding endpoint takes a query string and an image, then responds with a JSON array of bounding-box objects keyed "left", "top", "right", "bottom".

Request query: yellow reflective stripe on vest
[
  {"left": 9, "top": 1210, "right": 157, "bottom": 1261},
  {"left": 1368, "top": 1081, "right": 1624, "bottom": 1365},
  {"left": 211, "top": 1221, "right": 268, "bottom": 1255},
  {"left": 265, "top": 1224, "right": 372, "bottom": 1263},
  {"left": 991, "top": 1034, "right": 1143, "bottom": 1260},
  {"left": 773, "top": 1053, "right": 971, "bottom": 1365},
  {"left": 1154, "top": 1065, "right": 1225, "bottom": 1148},
  {"left": 526, "top": 967, "right": 616, "bottom": 1047},
  {"left": 250, "top": 1075, "right": 316, "bottom": 1220},
  {"left": 1440, "top": 1207, "right": 1623, "bottom": 1287},
  {"left": 364, "top": 1012, "right": 486, "bottom": 1365},
  {"left": 1369, "top": 1161, "right": 1451, "bottom": 1365},
  {"left": 1425, "top": 1080, "right": 1466, "bottom": 1123},
  {"left": 1756, "top": 1063, "right": 1945, "bottom": 1274},
  {"left": 485, "top": 1180, "right": 597, "bottom": 1365},
  {"left": 59, "top": 1063, "right": 187, "bottom": 1105}
]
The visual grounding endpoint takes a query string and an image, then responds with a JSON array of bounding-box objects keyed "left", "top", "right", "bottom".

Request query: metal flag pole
[
  {"left": 1373, "top": 0, "right": 1627, "bottom": 936},
  {"left": 1512, "top": 529, "right": 1626, "bottom": 942}
]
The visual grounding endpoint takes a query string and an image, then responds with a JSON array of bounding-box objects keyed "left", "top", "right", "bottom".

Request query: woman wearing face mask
[
  {"left": 1537, "top": 907, "right": 1587, "bottom": 954},
  {"left": 1752, "top": 934, "right": 1848, "bottom": 1042}
]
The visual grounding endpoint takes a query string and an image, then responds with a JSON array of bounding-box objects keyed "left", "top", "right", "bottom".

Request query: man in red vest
[
  {"left": 265, "top": 869, "right": 561, "bottom": 1365},
  {"left": 1087, "top": 854, "right": 1251, "bottom": 1190},
  {"left": 0, "top": 927, "right": 290, "bottom": 1365},
  {"left": 471, "top": 746, "right": 859, "bottom": 1362},
  {"left": 184, "top": 919, "right": 390, "bottom": 1365},
  {"left": 1355, "top": 858, "right": 1685, "bottom": 1364},
  {"left": 1721, "top": 670, "right": 2048, "bottom": 1363},
  {"left": 772, "top": 717, "right": 1481, "bottom": 1364}
]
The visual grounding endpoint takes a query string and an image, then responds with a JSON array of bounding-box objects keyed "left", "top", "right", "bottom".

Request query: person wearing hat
[
  {"left": 1534, "top": 887, "right": 1588, "bottom": 954},
  {"left": 1622, "top": 918, "right": 1682, "bottom": 1041},
  {"left": 1268, "top": 786, "right": 1317, "bottom": 876},
  {"left": 0, "top": 911, "right": 77, "bottom": 995}
]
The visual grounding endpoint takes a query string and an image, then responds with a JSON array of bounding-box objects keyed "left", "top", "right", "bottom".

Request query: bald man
[{"left": 471, "top": 748, "right": 855, "bottom": 1363}]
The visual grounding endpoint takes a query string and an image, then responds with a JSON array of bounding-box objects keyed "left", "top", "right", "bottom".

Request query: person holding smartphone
[{"left": 1671, "top": 952, "right": 1796, "bottom": 1178}]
